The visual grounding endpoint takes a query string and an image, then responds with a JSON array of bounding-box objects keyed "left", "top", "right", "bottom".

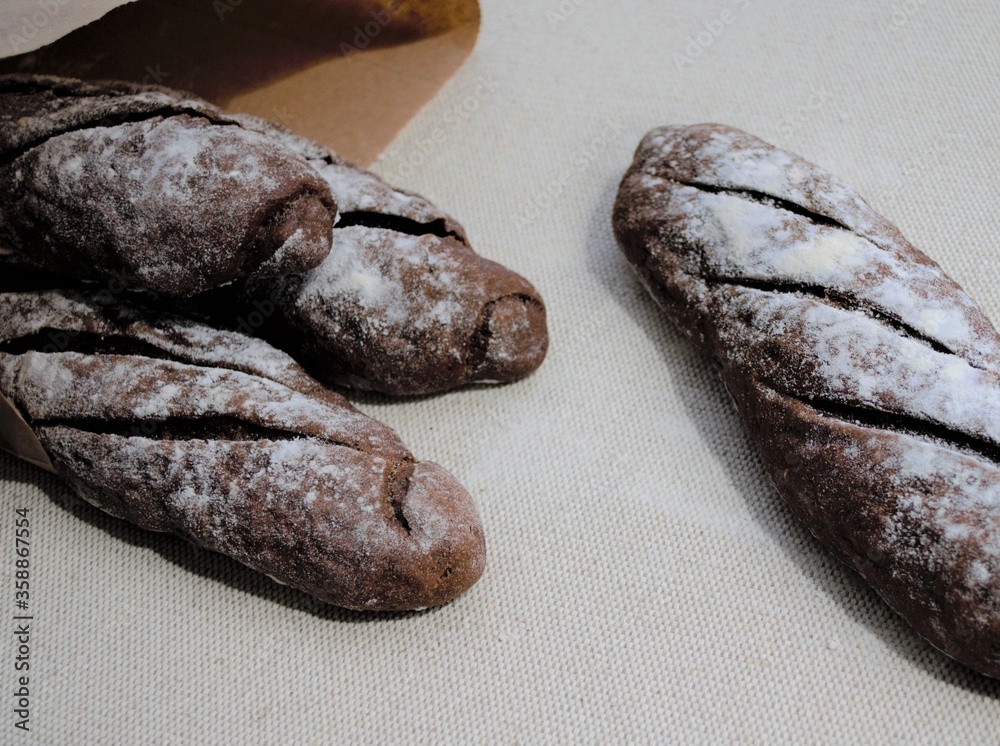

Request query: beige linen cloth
[{"left": 3, "top": 0, "right": 999, "bottom": 742}]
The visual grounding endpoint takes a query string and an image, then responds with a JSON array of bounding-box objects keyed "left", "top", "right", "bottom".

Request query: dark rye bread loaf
[
  {"left": 613, "top": 124, "right": 1000, "bottom": 677},
  {"left": 219, "top": 114, "right": 549, "bottom": 396},
  {"left": 0, "top": 258, "right": 485, "bottom": 610},
  {"left": 0, "top": 75, "right": 335, "bottom": 298}
]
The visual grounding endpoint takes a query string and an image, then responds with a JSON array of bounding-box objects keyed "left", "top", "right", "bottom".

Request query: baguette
[
  {"left": 0, "top": 260, "right": 485, "bottom": 610},
  {"left": 225, "top": 115, "right": 549, "bottom": 395},
  {"left": 0, "top": 75, "right": 335, "bottom": 298},
  {"left": 613, "top": 123, "right": 1000, "bottom": 676}
]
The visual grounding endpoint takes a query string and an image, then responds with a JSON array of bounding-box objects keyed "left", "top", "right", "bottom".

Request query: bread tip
[{"left": 472, "top": 294, "right": 549, "bottom": 385}]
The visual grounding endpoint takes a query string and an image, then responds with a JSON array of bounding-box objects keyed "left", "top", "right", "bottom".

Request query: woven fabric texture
[{"left": 2, "top": 0, "right": 999, "bottom": 742}]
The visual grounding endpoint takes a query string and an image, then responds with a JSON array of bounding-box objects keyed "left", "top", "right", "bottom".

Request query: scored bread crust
[
  {"left": 0, "top": 74, "right": 335, "bottom": 298},
  {"left": 226, "top": 114, "right": 549, "bottom": 395},
  {"left": 0, "top": 258, "right": 485, "bottom": 610},
  {"left": 613, "top": 123, "right": 1000, "bottom": 677}
]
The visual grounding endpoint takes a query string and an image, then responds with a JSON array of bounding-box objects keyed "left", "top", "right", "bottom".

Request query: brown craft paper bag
[
  {"left": 0, "top": 396, "right": 54, "bottom": 473},
  {"left": 0, "top": 0, "right": 480, "bottom": 166},
  {"left": 0, "top": 0, "right": 480, "bottom": 472}
]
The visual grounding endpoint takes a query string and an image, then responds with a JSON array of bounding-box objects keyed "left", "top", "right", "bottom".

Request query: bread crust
[
  {"left": 229, "top": 114, "right": 549, "bottom": 395},
  {"left": 0, "top": 75, "right": 335, "bottom": 298},
  {"left": 613, "top": 123, "right": 1000, "bottom": 677},
  {"left": 0, "top": 262, "right": 485, "bottom": 610}
]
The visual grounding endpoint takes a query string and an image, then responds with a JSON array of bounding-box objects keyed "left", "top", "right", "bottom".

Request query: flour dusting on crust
[
  {"left": 0, "top": 74, "right": 335, "bottom": 297},
  {"left": 0, "top": 282, "right": 485, "bottom": 610},
  {"left": 613, "top": 123, "right": 1000, "bottom": 676}
]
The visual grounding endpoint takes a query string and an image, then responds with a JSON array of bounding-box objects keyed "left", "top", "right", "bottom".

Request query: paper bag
[{"left": 0, "top": 0, "right": 481, "bottom": 166}]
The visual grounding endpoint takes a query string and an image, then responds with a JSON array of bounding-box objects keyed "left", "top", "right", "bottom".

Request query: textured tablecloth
[{"left": 2, "top": 0, "right": 999, "bottom": 742}]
